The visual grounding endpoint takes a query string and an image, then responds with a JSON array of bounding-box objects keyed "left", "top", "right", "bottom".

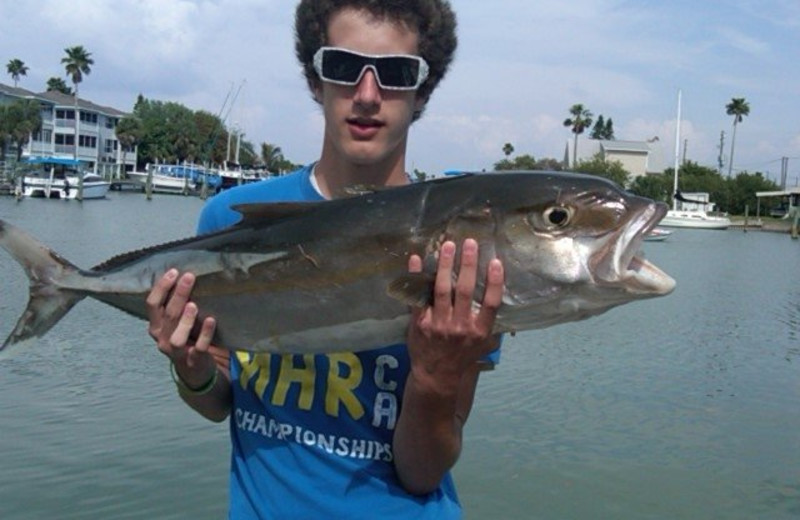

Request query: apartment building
[{"left": 0, "top": 82, "right": 136, "bottom": 175}]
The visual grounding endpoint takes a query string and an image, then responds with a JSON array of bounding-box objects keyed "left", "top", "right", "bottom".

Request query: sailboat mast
[{"left": 672, "top": 89, "right": 682, "bottom": 211}]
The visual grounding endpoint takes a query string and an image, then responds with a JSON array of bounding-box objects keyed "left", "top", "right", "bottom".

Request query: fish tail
[{"left": 0, "top": 219, "right": 85, "bottom": 354}]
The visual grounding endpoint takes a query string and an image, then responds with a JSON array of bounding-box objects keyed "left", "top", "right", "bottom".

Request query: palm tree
[
  {"left": 725, "top": 97, "right": 750, "bottom": 177},
  {"left": 6, "top": 59, "right": 29, "bottom": 87},
  {"left": 46, "top": 77, "right": 73, "bottom": 95},
  {"left": 261, "top": 142, "right": 285, "bottom": 172},
  {"left": 563, "top": 104, "right": 593, "bottom": 168},
  {"left": 61, "top": 45, "right": 94, "bottom": 165}
]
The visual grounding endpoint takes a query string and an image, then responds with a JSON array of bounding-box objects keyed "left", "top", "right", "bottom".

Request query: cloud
[{"left": 714, "top": 27, "right": 770, "bottom": 56}]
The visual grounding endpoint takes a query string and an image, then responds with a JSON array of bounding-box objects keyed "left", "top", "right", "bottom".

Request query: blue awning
[{"left": 25, "top": 156, "right": 82, "bottom": 166}]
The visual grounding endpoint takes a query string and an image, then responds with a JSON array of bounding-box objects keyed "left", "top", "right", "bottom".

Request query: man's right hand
[{"left": 146, "top": 269, "right": 218, "bottom": 388}]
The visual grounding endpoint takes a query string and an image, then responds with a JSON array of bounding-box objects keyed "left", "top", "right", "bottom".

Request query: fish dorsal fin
[
  {"left": 387, "top": 273, "right": 436, "bottom": 308},
  {"left": 232, "top": 202, "right": 325, "bottom": 224}
]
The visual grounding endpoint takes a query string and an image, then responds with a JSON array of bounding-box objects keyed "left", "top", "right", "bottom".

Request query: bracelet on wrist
[{"left": 170, "top": 360, "right": 218, "bottom": 396}]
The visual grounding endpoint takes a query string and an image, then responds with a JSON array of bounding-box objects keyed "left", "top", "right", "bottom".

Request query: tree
[
  {"left": 590, "top": 115, "right": 615, "bottom": 140},
  {"left": 532, "top": 157, "right": 564, "bottom": 171},
  {"left": 574, "top": 153, "right": 630, "bottom": 187},
  {"left": 726, "top": 171, "right": 778, "bottom": 215},
  {"left": 115, "top": 116, "right": 143, "bottom": 177},
  {"left": 6, "top": 59, "right": 28, "bottom": 87},
  {"left": 0, "top": 105, "right": 9, "bottom": 162},
  {"left": 494, "top": 153, "right": 537, "bottom": 171},
  {"left": 261, "top": 142, "right": 287, "bottom": 172},
  {"left": 412, "top": 168, "right": 428, "bottom": 182},
  {"left": 46, "top": 77, "right": 72, "bottom": 95},
  {"left": 725, "top": 97, "right": 750, "bottom": 177},
  {"left": 62, "top": 45, "right": 94, "bottom": 161},
  {"left": 61, "top": 45, "right": 94, "bottom": 98},
  {"left": 590, "top": 115, "right": 606, "bottom": 139},
  {"left": 629, "top": 173, "right": 671, "bottom": 204},
  {"left": 4, "top": 99, "right": 42, "bottom": 160},
  {"left": 563, "top": 103, "right": 593, "bottom": 168},
  {"left": 604, "top": 118, "right": 615, "bottom": 140}
]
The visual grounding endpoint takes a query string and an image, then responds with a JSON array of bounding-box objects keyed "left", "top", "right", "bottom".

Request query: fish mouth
[{"left": 596, "top": 200, "right": 676, "bottom": 295}]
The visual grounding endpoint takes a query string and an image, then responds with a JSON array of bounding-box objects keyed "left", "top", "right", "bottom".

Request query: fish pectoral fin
[
  {"left": 387, "top": 273, "right": 435, "bottom": 307},
  {"left": 232, "top": 202, "right": 324, "bottom": 224}
]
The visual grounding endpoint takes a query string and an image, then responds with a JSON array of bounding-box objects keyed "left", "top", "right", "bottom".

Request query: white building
[
  {"left": 0, "top": 82, "right": 136, "bottom": 176},
  {"left": 565, "top": 138, "right": 668, "bottom": 179}
]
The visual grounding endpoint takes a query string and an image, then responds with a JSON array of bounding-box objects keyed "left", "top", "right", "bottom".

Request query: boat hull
[
  {"left": 22, "top": 176, "right": 110, "bottom": 200},
  {"left": 126, "top": 171, "right": 196, "bottom": 194},
  {"left": 659, "top": 210, "right": 730, "bottom": 230}
]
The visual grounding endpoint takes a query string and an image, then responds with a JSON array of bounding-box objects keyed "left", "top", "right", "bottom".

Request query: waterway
[{"left": 0, "top": 193, "right": 798, "bottom": 519}]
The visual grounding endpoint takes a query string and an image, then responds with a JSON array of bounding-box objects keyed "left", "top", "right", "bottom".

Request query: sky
[{"left": 1, "top": 0, "right": 799, "bottom": 185}]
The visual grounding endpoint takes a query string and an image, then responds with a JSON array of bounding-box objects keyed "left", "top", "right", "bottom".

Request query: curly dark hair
[{"left": 294, "top": 0, "right": 457, "bottom": 119}]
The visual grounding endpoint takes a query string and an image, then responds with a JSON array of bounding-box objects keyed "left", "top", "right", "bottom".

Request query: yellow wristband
[{"left": 170, "top": 361, "right": 218, "bottom": 396}]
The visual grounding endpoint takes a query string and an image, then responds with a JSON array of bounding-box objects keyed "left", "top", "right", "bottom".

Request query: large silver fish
[{"left": 0, "top": 171, "right": 675, "bottom": 355}]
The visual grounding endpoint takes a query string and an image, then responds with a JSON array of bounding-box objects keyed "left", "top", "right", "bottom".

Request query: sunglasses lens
[
  {"left": 321, "top": 49, "right": 367, "bottom": 83},
  {"left": 375, "top": 57, "right": 421, "bottom": 88}
]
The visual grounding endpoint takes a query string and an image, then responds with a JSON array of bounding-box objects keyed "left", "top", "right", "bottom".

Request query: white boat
[
  {"left": 21, "top": 157, "right": 110, "bottom": 200},
  {"left": 661, "top": 90, "right": 731, "bottom": 231},
  {"left": 218, "top": 162, "right": 262, "bottom": 190},
  {"left": 659, "top": 209, "right": 730, "bottom": 230},
  {"left": 125, "top": 163, "right": 221, "bottom": 195},
  {"left": 643, "top": 227, "right": 673, "bottom": 241}
]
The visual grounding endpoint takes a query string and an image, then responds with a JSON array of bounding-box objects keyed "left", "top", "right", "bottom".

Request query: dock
[{"left": 109, "top": 180, "right": 146, "bottom": 192}]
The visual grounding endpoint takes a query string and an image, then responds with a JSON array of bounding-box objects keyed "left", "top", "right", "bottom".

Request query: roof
[
  {"left": 36, "top": 90, "right": 129, "bottom": 117},
  {"left": 756, "top": 187, "right": 800, "bottom": 197},
  {"left": 0, "top": 83, "right": 42, "bottom": 99},
  {"left": 0, "top": 81, "right": 129, "bottom": 117},
  {"left": 599, "top": 140, "right": 652, "bottom": 153}
]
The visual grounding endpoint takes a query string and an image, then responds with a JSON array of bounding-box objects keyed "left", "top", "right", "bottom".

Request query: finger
[
  {"left": 453, "top": 239, "right": 478, "bottom": 318},
  {"left": 407, "top": 253, "right": 427, "bottom": 325},
  {"left": 169, "top": 301, "right": 199, "bottom": 354},
  {"left": 433, "top": 241, "right": 456, "bottom": 315},
  {"left": 407, "top": 253, "right": 423, "bottom": 274},
  {"left": 164, "top": 272, "right": 196, "bottom": 322},
  {"left": 476, "top": 258, "right": 504, "bottom": 333},
  {"left": 145, "top": 269, "right": 178, "bottom": 322},
  {"left": 187, "top": 316, "right": 216, "bottom": 368},
  {"left": 192, "top": 316, "right": 216, "bottom": 355}
]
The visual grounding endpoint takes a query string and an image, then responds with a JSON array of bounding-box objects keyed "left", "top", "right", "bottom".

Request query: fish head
[{"left": 493, "top": 172, "right": 675, "bottom": 329}]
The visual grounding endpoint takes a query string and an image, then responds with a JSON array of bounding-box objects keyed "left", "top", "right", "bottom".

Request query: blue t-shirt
[{"left": 197, "top": 165, "right": 463, "bottom": 519}]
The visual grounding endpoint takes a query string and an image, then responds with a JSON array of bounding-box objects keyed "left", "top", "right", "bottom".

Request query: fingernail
[{"left": 165, "top": 269, "right": 178, "bottom": 280}]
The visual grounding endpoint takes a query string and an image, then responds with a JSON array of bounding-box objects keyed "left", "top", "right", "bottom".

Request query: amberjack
[{"left": 0, "top": 172, "right": 675, "bottom": 354}]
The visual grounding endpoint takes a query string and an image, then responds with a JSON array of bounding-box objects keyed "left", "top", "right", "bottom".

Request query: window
[
  {"left": 33, "top": 129, "right": 52, "bottom": 142},
  {"left": 79, "top": 135, "right": 97, "bottom": 148},
  {"left": 80, "top": 112, "right": 98, "bottom": 124},
  {"left": 55, "top": 134, "right": 75, "bottom": 145},
  {"left": 56, "top": 109, "right": 75, "bottom": 120}
]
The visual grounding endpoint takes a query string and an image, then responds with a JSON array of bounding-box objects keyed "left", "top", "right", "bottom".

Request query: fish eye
[{"left": 543, "top": 206, "right": 572, "bottom": 228}]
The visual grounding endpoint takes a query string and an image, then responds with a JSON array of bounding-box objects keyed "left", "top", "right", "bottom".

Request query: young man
[{"left": 146, "top": 1, "right": 505, "bottom": 517}]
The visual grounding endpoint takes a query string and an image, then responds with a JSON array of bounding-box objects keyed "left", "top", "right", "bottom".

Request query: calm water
[{"left": 0, "top": 193, "right": 798, "bottom": 519}]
